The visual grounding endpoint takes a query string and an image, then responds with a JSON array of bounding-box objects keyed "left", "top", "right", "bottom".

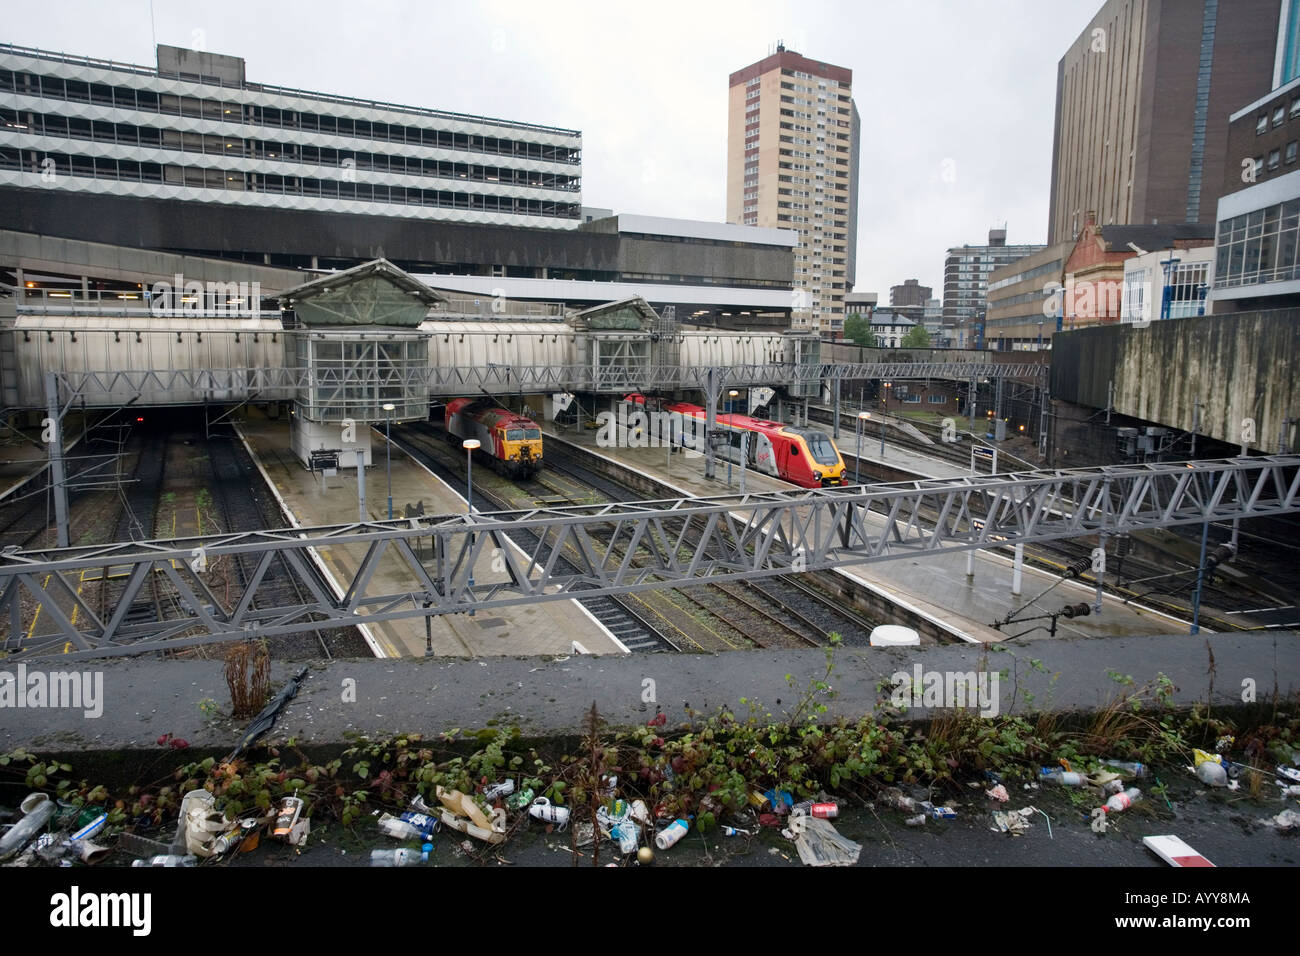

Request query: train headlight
[{"left": 813, "top": 471, "right": 822, "bottom": 480}]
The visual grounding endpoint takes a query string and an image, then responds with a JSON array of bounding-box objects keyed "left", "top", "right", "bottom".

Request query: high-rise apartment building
[
  {"left": 0, "top": 43, "right": 583, "bottom": 230},
  {"left": 1047, "top": 0, "right": 1280, "bottom": 245},
  {"left": 726, "top": 44, "right": 860, "bottom": 335},
  {"left": 942, "top": 228, "right": 1044, "bottom": 347},
  {"left": 890, "top": 279, "right": 931, "bottom": 308}
]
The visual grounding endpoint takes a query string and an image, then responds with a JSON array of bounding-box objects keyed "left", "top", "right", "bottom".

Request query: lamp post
[
  {"left": 382, "top": 402, "right": 396, "bottom": 520},
  {"left": 882, "top": 381, "right": 891, "bottom": 413},
  {"left": 462, "top": 439, "right": 480, "bottom": 515},
  {"left": 726, "top": 390, "right": 739, "bottom": 487},
  {"left": 1159, "top": 251, "right": 1181, "bottom": 321},
  {"left": 856, "top": 411, "right": 870, "bottom": 483}
]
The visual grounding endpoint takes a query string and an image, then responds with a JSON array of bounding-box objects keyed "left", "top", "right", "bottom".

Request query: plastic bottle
[
  {"left": 612, "top": 822, "right": 640, "bottom": 855},
  {"left": 721, "top": 826, "right": 751, "bottom": 836},
  {"left": 378, "top": 813, "right": 436, "bottom": 841},
  {"left": 1101, "top": 760, "right": 1147, "bottom": 778},
  {"left": 370, "top": 848, "right": 421, "bottom": 867},
  {"left": 0, "top": 796, "right": 55, "bottom": 861},
  {"left": 1039, "top": 768, "right": 1087, "bottom": 786},
  {"left": 131, "top": 854, "right": 197, "bottom": 867},
  {"left": 654, "top": 818, "right": 690, "bottom": 850},
  {"left": 1103, "top": 787, "right": 1142, "bottom": 813},
  {"left": 421, "top": 842, "right": 433, "bottom": 863},
  {"left": 877, "top": 788, "right": 916, "bottom": 812}
]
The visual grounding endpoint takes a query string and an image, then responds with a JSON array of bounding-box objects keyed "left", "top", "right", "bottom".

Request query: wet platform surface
[
  {"left": 547, "top": 421, "right": 1191, "bottom": 644},
  {"left": 236, "top": 412, "right": 621, "bottom": 659}
]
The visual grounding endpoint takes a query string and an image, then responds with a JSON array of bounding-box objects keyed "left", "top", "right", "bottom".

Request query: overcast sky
[{"left": 9, "top": 0, "right": 1103, "bottom": 297}]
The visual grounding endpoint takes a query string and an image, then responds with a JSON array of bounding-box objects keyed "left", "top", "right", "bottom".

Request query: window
[
  {"left": 1288, "top": 142, "right": 1298, "bottom": 165},
  {"left": 1269, "top": 149, "right": 1281, "bottom": 170},
  {"left": 1292, "top": 97, "right": 1300, "bottom": 119},
  {"left": 927, "top": 394, "right": 947, "bottom": 405},
  {"left": 1257, "top": 114, "right": 1269, "bottom": 134},
  {"left": 1274, "top": 106, "right": 1286, "bottom": 127}
]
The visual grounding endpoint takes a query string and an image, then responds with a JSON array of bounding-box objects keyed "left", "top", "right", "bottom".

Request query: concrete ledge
[{"left": 3, "top": 631, "right": 1295, "bottom": 754}]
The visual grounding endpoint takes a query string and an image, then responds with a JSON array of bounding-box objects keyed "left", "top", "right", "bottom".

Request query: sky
[{"left": 7, "top": 0, "right": 1104, "bottom": 297}]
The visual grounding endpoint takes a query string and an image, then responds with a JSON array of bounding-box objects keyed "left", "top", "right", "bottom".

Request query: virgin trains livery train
[
  {"left": 445, "top": 398, "right": 544, "bottom": 478},
  {"left": 660, "top": 400, "right": 846, "bottom": 489}
]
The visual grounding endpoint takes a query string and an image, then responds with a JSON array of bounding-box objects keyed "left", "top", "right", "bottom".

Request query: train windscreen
[
  {"left": 507, "top": 428, "right": 543, "bottom": 441},
  {"left": 794, "top": 428, "right": 840, "bottom": 465}
]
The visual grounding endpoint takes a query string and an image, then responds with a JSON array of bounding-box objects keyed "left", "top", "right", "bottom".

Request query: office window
[
  {"left": 1268, "top": 149, "right": 1281, "bottom": 171},
  {"left": 1292, "top": 97, "right": 1300, "bottom": 119},
  {"left": 1274, "top": 106, "right": 1286, "bottom": 127},
  {"left": 1288, "top": 141, "right": 1299, "bottom": 165},
  {"left": 1258, "top": 114, "right": 1269, "bottom": 134}
]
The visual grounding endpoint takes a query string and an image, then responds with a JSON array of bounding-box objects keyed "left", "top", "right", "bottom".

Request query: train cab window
[
  {"left": 507, "top": 428, "right": 525, "bottom": 441},
  {"left": 794, "top": 428, "right": 839, "bottom": 464},
  {"left": 524, "top": 428, "right": 541, "bottom": 439}
]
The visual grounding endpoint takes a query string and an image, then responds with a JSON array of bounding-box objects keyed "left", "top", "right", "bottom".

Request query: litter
[
  {"left": 1101, "top": 760, "right": 1147, "bottom": 778},
  {"left": 435, "top": 786, "right": 508, "bottom": 843},
  {"left": 903, "top": 813, "right": 926, "bottom": 827},
  {"left": 130, "top": 854, "right": 197, "bottom": 867},
  {"left": 787, "top": 811, "right": 861, "bottom": 867},
  {"left": 1261, "top": 808, "right": 1300, "bottom": 830},
  {"left": 1277, "top": 765, "right": 1300, "bottom": 784},
  {"left": 1102, "top": 788, "right": 1142, "bottom": 814},
  {"left": 1195, "top": 761, "right": 1228, "bottom": 788},
  {"left": 876, "top": 788, "right": 916, "bottom": 812},
  {"left": 653, "top": 818, "right": 690, "bottom": 850},
  {"left": 117, "top": 832, "right": 172, "bottom": 859},
  {"left": 370, "top": 848, "right": 421, "bottom": 867},
  {"left": 985, "top": 785, "right": 1009, "bottom": 802},
  {"left": 1039, "top": 767, "right": 1087, "bottom": 787},
  {"left": 526, "top": 796, "right": 569, "bottom": 831},
  {"left": 225, "top": 665, "right": 309, "bottom": 762},
  {"left": 990, "top": 807, "right": 1036, "bottom": 835},
  {"left": 0, "top": 793, "right": 55, "bottom": 862},
  {"left": 1143, "top": 834, "right": 1214, "bottom": 867}
]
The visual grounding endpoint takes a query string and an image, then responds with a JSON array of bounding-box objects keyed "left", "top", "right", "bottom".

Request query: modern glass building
[{"left": 0, "top": 42, "right": 583, "bottom": 229}]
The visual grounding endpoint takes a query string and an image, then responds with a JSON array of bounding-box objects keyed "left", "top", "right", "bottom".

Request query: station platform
[
  {"left": 235, "top": 412, "right": 624, "bottom": 659},
  {"left": 0, "top": 414, "right": 85, "bottom": 502},
  {"left": 544, "top": 421, "right": 1190, "bottom": 645}
]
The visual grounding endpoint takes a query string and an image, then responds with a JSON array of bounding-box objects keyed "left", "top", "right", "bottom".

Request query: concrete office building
[
  {"left": 726, "top": 45, "right": 861, "bottom": 336},
  {"left": 1, "top": 44, "right": 795, "bottom": 327},
  {"left": 1047, "top": 0, "right": 1280, "bottom": 245},
  {"left": 1210, "top": 3, "right": 1300, "bottom": 313},
  {"left": 889, "top": 278, "right": 930, "bottom": 308},
  {"left": 942, "top": 228, "right": 1043, "bottom": 348},
  {"left": 984, "top": 240, "right": 1075, "bottom": 351},
  {"left": 0, "top": 43, "right": 583, "bottom": 229}
]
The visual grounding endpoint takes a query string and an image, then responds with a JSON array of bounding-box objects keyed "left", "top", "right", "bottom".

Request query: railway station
[{"left": 1, "top": 257, "right": 1296, "bottom": 663}]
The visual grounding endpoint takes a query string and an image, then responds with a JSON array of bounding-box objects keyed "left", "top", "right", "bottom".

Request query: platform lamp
[
  {"left": 382, "top": 403, "right": 396, "bottom": 520},
  {"left": 727, "top": 390, "right": 739, "bottom": 487},
  {"left": 855, "top": 411, "right": 871, "bottom": 484},
  {"left": 462, "top": 439, "right": 480, "bottom": 515},
  {"left": 882, "top": 381, "right": 891, "bottom": 413}
]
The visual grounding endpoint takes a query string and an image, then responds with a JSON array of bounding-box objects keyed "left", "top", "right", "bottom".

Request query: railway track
[
  {"left": 399, "top": 421, "right": 886, "bottom": 651},
  {"left": 394, "top": 423, "right": 689, "bottom": 653}
]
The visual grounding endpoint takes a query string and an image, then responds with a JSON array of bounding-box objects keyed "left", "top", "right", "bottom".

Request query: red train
[
  {"left": 445, "top": 398, "right": 543, "bottom": 478},
  {"left": 660, "top": 400, "right": 847, "bottom": 489}
]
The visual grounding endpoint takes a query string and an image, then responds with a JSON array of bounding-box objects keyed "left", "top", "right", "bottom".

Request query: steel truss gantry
[
  {"left": 2, "top": 456, "right": 1295, "bottom": 660},
  {"left": 46, "top": 360, "right": 1046, "bottom": 407}
]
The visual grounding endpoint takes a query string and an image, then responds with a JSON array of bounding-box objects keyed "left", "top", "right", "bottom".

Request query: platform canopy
[
  {"left": 570, "top": 296, "right": 660, "bottom": 331},
  {"left": 278, "top": 259, "right": 446, "bottom": 328}
]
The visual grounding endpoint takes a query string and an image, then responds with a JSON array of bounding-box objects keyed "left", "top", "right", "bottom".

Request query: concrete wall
[{"left": 1051, "top": 310, "right": 1300, "bottom": 451}]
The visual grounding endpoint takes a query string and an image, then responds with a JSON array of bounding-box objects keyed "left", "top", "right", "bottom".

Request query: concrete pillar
[
  {"left": 356, "top": 448, "right": 367, "bottom": 523},
  {"left": 704, "top": 368, "right": 719, "bottom": 481},
  {"left": 1012, "top": 543, "right": 1023, "bottom": 594},
  {"left": 832, "top": 373, "right": 841, "bottom": 439}
]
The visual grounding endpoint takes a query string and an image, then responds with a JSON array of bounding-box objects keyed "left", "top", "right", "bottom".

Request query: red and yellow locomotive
[{"left": 445, "top": 398, "right": 544, "bottom": 478}]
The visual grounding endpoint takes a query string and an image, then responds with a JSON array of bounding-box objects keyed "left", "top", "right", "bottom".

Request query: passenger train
[
  {"left": 445, "top": 399, "right": 544, "bottom": 478},
  {"left": 659, "top": 400, "right": 847, "bottom": 489}
]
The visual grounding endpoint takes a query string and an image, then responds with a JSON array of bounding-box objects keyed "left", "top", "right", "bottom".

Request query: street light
[
  {"left": 855, "top": 411, "right": 871, "bottom": 483},
  {"left": 882, "top": 381, "right": 891, "bottom": 413},
  {"left": 382, "top": 402, "right": 396, "bottom": 520},
  {"left": 462, "top": 439, "right": 480, "bottom": 515}
]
